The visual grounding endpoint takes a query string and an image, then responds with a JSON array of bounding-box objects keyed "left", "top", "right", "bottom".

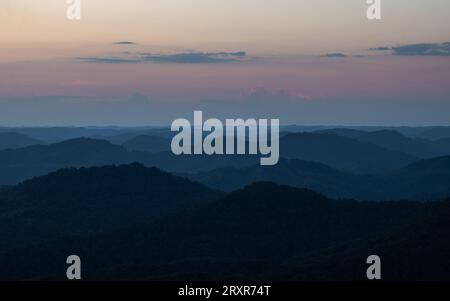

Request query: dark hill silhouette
[
  {"left": 123, "top": 135, "right": 171, "bottom": 153},
  {"left": 280, "top": 133, "right": 416, "bottom": 173},
  {"left": 315, "top": 129, "right": 450, "bottom": 158},
  {"left": 0, "top": 138, "right": 259, "bottom": 186},
  {"left": 1, "top": 181, "right": 449, "bottom": 280},
  {"left": 0, "top": 163, "right": 221, "bottom": 252},
  {"left": 0, "top": 138, "right": 132, "bottom": 185},
  {"left": 315, "top": 128, "right": 367, "bottom": 139},
  {"left": 354, "top": 130, "right": 450, "bottom": 158},
  {"left": 413, "top": 127, "right": 450, "bottom": 141},
  {"left": 0, "top": 133, "right": 420, "bottom": 183},
  {"left": 190, "top": 158, "right": 378, "bottom": 199},
  {"left": 355, "top": 130, "right": 430, "bottom": 158},
  {"left": 281, "top": 197, "right": 450, "bottom": 281},
  {"left": 191, "top": 156, "right": 450, "bottom": 201},
  {"left": 0, "top": 127, "right": 129, "bottom": 143},
  {"left": 400, "top": 155, "right": 450, "bottom": 172},
  {"left": 0, "top": 136, "right": 449, "bottom": 201},
  {"left": 0, "top": 132, "right": 42, "bottom": 150},
  {"left": 434, "top": 138, "right": 450, "bottom": 156},
  {"left": 91, "top": 128, "right": 173, "bottom": 145},
  {"left": 381, "top": 156, "right": 450, "bottom": 200}
]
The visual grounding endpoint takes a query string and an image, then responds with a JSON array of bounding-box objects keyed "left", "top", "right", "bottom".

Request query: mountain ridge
[{"left": 1, "top": 175, "right": 449, "bottom": 281}]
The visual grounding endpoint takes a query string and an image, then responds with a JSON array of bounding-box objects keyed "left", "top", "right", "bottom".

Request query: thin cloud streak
[
  {"left": 369, "top": 42, "right": 450, "bottom": 56},
  {"left": 76, "top": 51, "right": 248, "bottom": 65}
]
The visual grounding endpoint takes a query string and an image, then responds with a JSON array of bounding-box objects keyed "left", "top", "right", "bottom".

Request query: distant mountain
[
  {"left": 400, "top": 155, "right": 450, "bottom": 172},
  {"left": 123, "top": 135, "right": 171, "bottom": 153},
  {"left": 0, "top": 127, "right": 129, "bottom": 143},
  {"left": 0, "top": 133, "right": 446, "bottom": 198},
  {"left": 316, "top": 129, "right": 450, "bottom": 159},
  {"left": 413, "top": 127, "right": 450, "bottom": 141},
  {"left": 0, "top": 163, "right": 221, "bottom": 252},
  {"left": 280, "top": 133, "right": 416, "bottom": 173},
  {"left": 2, "top": 126, "right": 450, "bottom": 144},
  {"left": 0, "top": 138, "right": 260, "bottom": 186},
  {"left": 315, "top": 128, "right": 367, "bottom": 139},
  {"left": 190, "top": 156, "right": 450, "bottom": 201},
  {"left": 355, "top": 130, "right": 431, "bottom": 158},
  {"left": 1, "top": 181, "right": 449, "bottom": 280},
  {"left": 0, "top": 138, "right": 132, "bottom": 185},
  {"left": 434, "top": 138, "right": 450, "bottom": 156},
  {"left": 0, "top": 132, "right": 42, "bottom": 150},
  {"left": 190, "top": 158, "right": 378, "bottom": 200},
  {"left": 351, "top": 126, "right": 450, "bottom": 141},
  {"left": 91, "top": 128, "right": 174, "bottom": 145},
  {"left": 381, "top": 156, "right": 450, "bottom": 200}
]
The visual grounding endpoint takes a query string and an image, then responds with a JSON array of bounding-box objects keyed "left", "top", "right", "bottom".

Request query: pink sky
[
  {"left": 1, "top": 55, "right": 449, "bottom": 102},
  {"left": 1, "top": 1, "right": 449, "bottom": 125}
]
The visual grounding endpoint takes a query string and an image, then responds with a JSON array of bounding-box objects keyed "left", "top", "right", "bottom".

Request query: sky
[{"left": 0, "top": 0, "right": 450, "bottom": 126}]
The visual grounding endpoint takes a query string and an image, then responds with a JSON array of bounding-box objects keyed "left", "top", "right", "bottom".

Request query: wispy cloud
[
  {"left": 75, "top": 57, "right": 141, "bottom": 64},
  {"left": 369, "top": 47, "right": 391, "bottom": 51},
  {"left": 141, "top": 51, "right": 247, "bottom": 64},
  {"left": 113, "top": 41, "right": 136, "bottom": 45},
  {"left": 75, "top": 51, "right": 247, "bottom": 64},
  {"left": 393, "top": 42, "right": 450, "bottom": 56},
  {"left": 321, "top": 53, "right": 346, "bottom": 58},
  {"left": 370, "top": 42, "right": 450, "bottom": 56}
]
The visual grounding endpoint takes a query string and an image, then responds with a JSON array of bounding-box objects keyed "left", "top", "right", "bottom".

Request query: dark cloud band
[
  {"left": 370, "top": 42, "right": 450, "bottom": 56},
  {"left": 76, "top": 51, "right": 247, "bottom": 65}
]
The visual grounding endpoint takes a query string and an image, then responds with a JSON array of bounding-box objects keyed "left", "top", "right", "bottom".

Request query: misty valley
[{"left": 0, "top": 125, "right": 450, "bottom": 280}]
